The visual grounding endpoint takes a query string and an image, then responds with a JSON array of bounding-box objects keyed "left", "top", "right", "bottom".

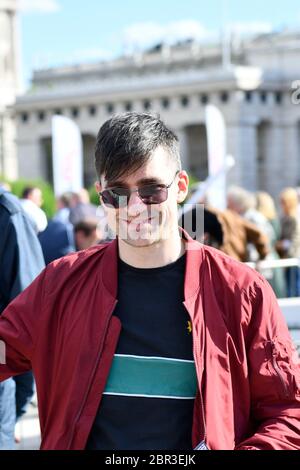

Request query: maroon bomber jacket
[{"left": 0, "top": 231, "right": 300, "bottom": 449}]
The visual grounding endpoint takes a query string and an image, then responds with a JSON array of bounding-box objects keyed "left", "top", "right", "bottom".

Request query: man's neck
[{"left": 118, "top": 229, "right": 185, "bottom": 269}]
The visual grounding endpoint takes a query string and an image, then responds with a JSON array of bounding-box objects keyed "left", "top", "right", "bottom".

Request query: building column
[
  {"left": 173, "top": 126, "right": 189, "bottom": 171},
  {"left": 260, "top": 123, "right": 284, "bottom": 198},
  {"left": 17, "top": 137, "right": 44, "bottom": 180},
  {"left": 1, "top": 112, "right": 18, "bottom": 180},
  {"left": 256, "top": 121, "right": 300, "bottom": 198},
  {"left": 226, "top": 121, "right": 257, "bottom": 191},
  {"left": 282, "top": 122, "right": 300, "bottom": 188}
]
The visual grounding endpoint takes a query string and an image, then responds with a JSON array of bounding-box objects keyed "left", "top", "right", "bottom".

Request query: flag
[
  {"left": 52, "top": 115, "right": 83, "bottom": 196},
  {"left": 205, "top": 105, "right": 227, "bottom": 210}
]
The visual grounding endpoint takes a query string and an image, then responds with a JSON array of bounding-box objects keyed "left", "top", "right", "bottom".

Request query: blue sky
[{"left": 19, "top": 0, "right": 300, "bottom": 88}]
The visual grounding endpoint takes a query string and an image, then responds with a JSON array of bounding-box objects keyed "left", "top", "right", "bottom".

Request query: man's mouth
[
  {"left": 120, "top": 217, "right": 154, "bottom": 226},
  {"left": 118, "top": 217, "right": 157, "bottom": 234}
]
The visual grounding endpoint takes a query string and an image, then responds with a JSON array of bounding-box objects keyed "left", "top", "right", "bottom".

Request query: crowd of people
[
  {"left": 37, "top": 188, "right": 106, "bottom": 264},
  {"left": 0, "top": 185, "right": 108, "bottom": 263},
  {"left": 181, "top": 184, "right": 300, "bottom": 299},
  {"left": 3, "top": 181, "right": 300, "bottom": 296}
]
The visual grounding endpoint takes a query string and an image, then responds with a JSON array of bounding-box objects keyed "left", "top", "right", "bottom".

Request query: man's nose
[{"left": 126, "top": 190, "right": 145, "bottom": 216}]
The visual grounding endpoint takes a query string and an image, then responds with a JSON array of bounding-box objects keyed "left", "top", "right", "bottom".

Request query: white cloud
[
  {"left": 122, "top": 19, "right": 274, "bottom": 53},
  {"left": 19, "top": 0, "right": 61, "bottom": 13},
  {"left": 122, "top": 20, "right": 217, "bottom": 52}
]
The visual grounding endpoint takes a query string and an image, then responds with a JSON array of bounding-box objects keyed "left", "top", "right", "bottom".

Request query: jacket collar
[
  {"left": 181, "top": 228, "right": 204, "bottom": 303},
  {"left": 101, "top": 239, "right": 119, "bottom": 300},
  {"left": 101, "top": 229, "right": 204, "bottom": 303}
]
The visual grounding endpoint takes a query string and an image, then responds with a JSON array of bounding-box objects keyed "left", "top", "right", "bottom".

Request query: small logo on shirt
[{"left": 187, "top": 321, "right": 192, "bottom": 334}]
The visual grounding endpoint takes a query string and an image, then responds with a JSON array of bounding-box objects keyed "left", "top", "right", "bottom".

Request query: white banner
[
  {"left": 52, "top": 115, "right": 83, "bottom": 196},
  {"left": 205, "top": 105, "right": 227, "bottom": 210}
]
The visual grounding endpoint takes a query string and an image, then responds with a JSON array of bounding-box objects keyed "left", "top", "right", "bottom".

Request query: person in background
[
  {"left": 20, "top": 186, "right": 48, "bottom": 233},
  {"left": 53, "top": 192, "right": 73, "bottom": 225},
  {"left": 69, "top": 189, "right": 98, "bottom": 226},
  {"left": 296, "top": 187, "right": 300, "bottom": 220},
  {"left": 256, "top": 191, "right": 287, "bottom": 298},
  {"left": 276, "top": 187, "right": 300, "bottom": 297},
  {"left": 38, "top": 192, "right": 76, "bottom": 265},
  {"left": 74, "top": 218, "right": 103, "bottom": 251},
  {"left": 38, "top": 218, "right": 75, "bottom": 265},
  {"left": 180, "top": 204, "right": 269, "bottom": 262},
  {"left": 256, "top": 192, "right": 280, "bottom": 240},
  {"left": 227, "top": 186, "right": 275, "bottom": 261},
  {"left": 0, "top": 187, "right": 45, "bottom": 449}
]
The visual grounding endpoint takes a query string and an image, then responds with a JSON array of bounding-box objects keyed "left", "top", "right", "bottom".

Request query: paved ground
[{"left": 15, "top": 402, "right": 40, "bottom": 450}]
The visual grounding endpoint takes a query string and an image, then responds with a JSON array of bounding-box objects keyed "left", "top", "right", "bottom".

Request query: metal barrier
[
  {"left": 277, "top": 298, "right": 300, "bottom": 329},
  {"left": 246, "top": 258, "right": 300, "bottom": 270},
  {"left": 246, "top": 258, "right": 300, "bottom": 353},
  {"left": 277, "top": 298, "right": 300, "bottom": 353}
]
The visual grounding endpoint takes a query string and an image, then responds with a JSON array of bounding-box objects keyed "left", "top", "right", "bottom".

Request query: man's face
[{"left": 96, "top": 146, "right": 188, "bottom": 248}]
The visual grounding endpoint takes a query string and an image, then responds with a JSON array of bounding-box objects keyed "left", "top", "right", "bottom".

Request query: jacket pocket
[{"left": 264, "top": 338, "right": 300, "bottom": 399}]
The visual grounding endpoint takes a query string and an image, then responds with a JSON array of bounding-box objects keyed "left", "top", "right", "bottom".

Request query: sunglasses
[{"left": 99, "top": 171, "right": 179, "bottom": 209}]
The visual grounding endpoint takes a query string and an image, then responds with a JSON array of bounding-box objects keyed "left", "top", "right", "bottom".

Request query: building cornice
[{"left": 14, "top": 66, "right": 291, "bottom": 111}]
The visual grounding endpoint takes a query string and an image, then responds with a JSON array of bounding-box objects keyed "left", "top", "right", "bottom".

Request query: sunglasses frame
[{"left": 99, "top": 171, "right": 180, "bottom": 209}]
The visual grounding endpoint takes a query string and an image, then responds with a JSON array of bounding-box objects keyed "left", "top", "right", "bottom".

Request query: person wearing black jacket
[{"left": 0, "top": 188, "right": 45, "bottom": 449}]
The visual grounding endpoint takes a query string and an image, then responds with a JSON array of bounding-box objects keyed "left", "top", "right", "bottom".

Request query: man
[
  {"left": 0, "top": 113, "right": 299, "bottom": 450},
  {"left": 74, "top": 218, "right": 103, "bottom": 251},
  {"left": 227, "top": 186, "right": 275, "bottom": 260},
  {"left": 38, "top": 192, "right": 75, "bottom": 265},
  {"left": 54, "top": 192, "right": 73, "bottom": 225},
  {"left": 0, "top": 188, "right": 45, "bottom": 449},
  {"left": 69, "top": 189, "right": 98, "bottom": 226},
  {"left": 20, "top": 186, "right": 48, "bottom": 233}
]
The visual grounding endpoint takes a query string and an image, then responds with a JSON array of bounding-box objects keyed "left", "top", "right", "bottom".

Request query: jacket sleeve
[
  {"left": 235, "top": 278, "right": 300, "bottom": 450},
  {"left": 0, "top": 209, "right": 45, "bottom": 308},
  {"left": 9, "top": 209, "right": 45, "bottom": 300},
  {"left": 0, "top": 268, "right": 47, "bottom": 381}
]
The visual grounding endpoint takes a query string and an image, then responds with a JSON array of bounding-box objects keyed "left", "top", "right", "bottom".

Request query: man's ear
[
  {"left": 177, "top": 171, "right": 189, "bottom": 204},
  {"left": 95, "top": 181, "right": 101, "bottom": 194},
  {"left": 95, "top": 181, "right": 104, "bottom": 208}
]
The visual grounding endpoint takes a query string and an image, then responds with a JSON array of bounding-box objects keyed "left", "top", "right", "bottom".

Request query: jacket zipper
[
  {"left": 270, "top": 341, "right": 289, "bottom": 398},
  {"left": 191, "top": 323, "right": 207, "bottom": 444},
  {"left": 67, "top": 300, "right": 118, "bottom": 449}
]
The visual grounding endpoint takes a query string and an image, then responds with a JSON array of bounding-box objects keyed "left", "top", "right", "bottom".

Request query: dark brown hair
[{"left": 95, "top": 112, "right": 181, "bottom": 182}]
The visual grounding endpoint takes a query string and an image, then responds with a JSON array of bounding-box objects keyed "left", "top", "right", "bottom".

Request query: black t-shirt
[{"left": 86, "top": 254, "right": 197, "bottom": 450}]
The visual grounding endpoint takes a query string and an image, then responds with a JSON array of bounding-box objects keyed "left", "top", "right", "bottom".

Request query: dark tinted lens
[
  {"left": 101, "top": 190, "right": 118, "bottom": 208},
  {"left": 101, "top": 189, "right": 129, "bottom": 208},
  {"left": 139, "top": 185, "right": 168, "bottom": 204}
]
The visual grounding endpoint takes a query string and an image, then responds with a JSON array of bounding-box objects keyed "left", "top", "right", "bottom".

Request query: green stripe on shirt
[{"left": 103, "top": 354, "right": 197, "bottom": 399}]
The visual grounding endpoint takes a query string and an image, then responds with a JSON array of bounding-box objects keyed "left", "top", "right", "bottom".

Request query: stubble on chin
[{"left": 121, "top": 236, "right": 160, "bottom": 248}]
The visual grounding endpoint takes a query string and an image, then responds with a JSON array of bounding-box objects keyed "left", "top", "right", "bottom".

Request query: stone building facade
[
  {"left": 0, "top": 0, "right": 20, "bottom": 180},
  {"left": 12, "top": 31, "right": 300, "bottom": 197}
]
